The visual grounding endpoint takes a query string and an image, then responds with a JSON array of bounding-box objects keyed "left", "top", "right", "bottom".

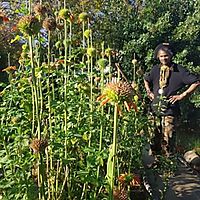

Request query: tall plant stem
[
  {"left": 29, "top": 36, "right": 41, "bottom": 138},
  {"left": 29, "top": 36, "right": 44, "bottom": 199},
  {"left": 46, "top": 30, "right": 55, "bottom": 199},
  {"left": 133, "top": 53, "right": 136, "bottom": 83},
  {"left": 82, "top": 21, "right": 85, "bottom": 48},
  {"left": 63, "top": 18, "right": 71, "bottom": 199},
  {"left": 110, "top": 103, "right": 118, "bottom": 199},
  {"left": 96, "top": 42, "right": 105, "bottom": 180},
  {"left": 108, "top": 54, "right": 112, "bottom": 82},
  {"left": 88, "top": 55, "right": 93, "bottom": 149}
]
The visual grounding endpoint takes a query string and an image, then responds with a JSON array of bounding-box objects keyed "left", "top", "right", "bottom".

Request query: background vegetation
[{"left": 0, "top": 0, "right": 199, "bottom": 199}]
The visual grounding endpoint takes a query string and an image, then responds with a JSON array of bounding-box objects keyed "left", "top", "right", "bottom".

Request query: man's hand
[
  {"left": 169, "top": 93, "right": 185, "bottom": 104},
  {"left": 147, "top": 90, "right": 154, "bottom": 101}
]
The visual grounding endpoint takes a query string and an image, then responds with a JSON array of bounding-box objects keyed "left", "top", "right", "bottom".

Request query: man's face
[{"left": 157, "top": 50, "right": 171, "bottom": 65}]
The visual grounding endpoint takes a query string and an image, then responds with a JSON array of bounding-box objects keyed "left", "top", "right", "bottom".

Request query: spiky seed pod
[
  {"left": 84, "top": 29, "right": 91, "bottom": 39},
  {"left": 58, "top": 9, "right": 70, "bottom": 21},
  {"left": 30, "top": 138, "right": 48, "bottom": 154},
  {"left": 116, "top": 82, "right": 133, "bottom": 100},
  {"left": 43, "top": 17, "right": 57, "bottom": 31},
  {"left": 87, "top": 47, "right": 96, "bottom": 57},
  {"left": 105, "top": 48, "right": 112, "bottom": 57},
  {"left": 78, "top": 12, "right": 88, "bottom": 22},
  {"left": 97, "top": 58, "right": 108, "bottom": 69},
  {"left": 98, "top": 81, "right": 133, "bottom": 104},
  {"left": 17, "top": 15, "right": 41, "bottom": 36},
  {"left": 113, "top": 188, "right": 128, "bottom": 200},
  {"left": 33, "top": 3, "right": 47, "bottom": 16},
  {"left": 97, "top": 81, "right": 137, "bottom": 112}
]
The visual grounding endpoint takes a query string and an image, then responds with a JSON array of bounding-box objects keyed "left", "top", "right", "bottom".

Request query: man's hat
[{"left": 154, "top": 43, "right": 173, "bottom": 59}]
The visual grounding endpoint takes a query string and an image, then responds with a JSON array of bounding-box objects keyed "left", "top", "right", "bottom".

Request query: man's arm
[
  {"left": 144, "top": 79, "right": 154, "bottom": 100},
  {"left": 169, "top": 81, "right": 200, "bottom": 104}
]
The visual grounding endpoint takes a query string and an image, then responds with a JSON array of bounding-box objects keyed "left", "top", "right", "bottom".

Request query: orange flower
[
  {"left": 2, "top": 66, "right": 17, "bottom": 72},
  {"left": 130, "top": 174, "right": 141, "bottom": 187},
  {"left": 118, "top": 173, "right": 141, "bottom": 187}
]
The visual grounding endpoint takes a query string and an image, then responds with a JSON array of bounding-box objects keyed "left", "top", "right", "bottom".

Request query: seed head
[
  {"left": 43, "top": 17, "right": 57, "bottom": 31},
  {"left": 97, "top": 58, "right": 108, "bottom": 69},
  {"left": 105, "top": 48, "right": 112, "bottom": 57},
  {"left": 84, "top": 29, "right": 91, "bottom": 39},
  {"left": 58, "top": 9, "right": 70, "bottom": 21},
  {"left": 113, "top": 188, "right": 128, "bottom": 200},
  {"left": 132, "top": 58, "right": 137, "bottom": 65},
  {"left": 97, "top": 81, "right": 138, "bottom": 112},
  {"left": 87, "top": 47, "right": 96, "bottom": 57},
  {"left": 78, "top": 12, "right": 88, "bottom": 22},
  {"left": 30, "top": 138, "right": 48, "bottom": 154},
  {"left": 17, "top": 15, "right": 41, "bottom": 36},
  {"left": 33, "top": 3, "right": 47, "bottom": 16}
]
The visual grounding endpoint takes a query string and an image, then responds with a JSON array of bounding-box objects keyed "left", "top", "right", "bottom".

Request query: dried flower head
[
  {"left": 17, "top": 15, "right": 41, "bottom": 36},
  {"left": 42, "top": 17, "right": 57, "bottom": 31},
  {"left": 78, "top": 12, "right": 89, "bottom": 22},
  {"left": 30, "top": 138, "right": 48, "bottom": 154},
  {"left": 113, "top": 188, "right": 128, "bottom": 200},
  {"left": 97, "top": 81, "right": 138, "bottom": 113},
  {"left": 33, "top": 3, "right": 47, "bottom": 16}
]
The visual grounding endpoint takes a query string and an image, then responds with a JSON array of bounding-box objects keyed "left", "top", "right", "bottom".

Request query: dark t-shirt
[{"left": 144, "top": 63, "right": 199, "bottom": 116}]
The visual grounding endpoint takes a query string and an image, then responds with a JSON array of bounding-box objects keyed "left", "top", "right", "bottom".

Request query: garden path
[
  {"left": 143, "top": 154, "right": 200, "bottom": 200},
  {"left": 164, "top": 159, "right": 200, "bottom": 200}
]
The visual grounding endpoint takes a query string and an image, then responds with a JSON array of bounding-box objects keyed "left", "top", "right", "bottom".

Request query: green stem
[
  {"left": 29, "top": 35, "right": 44, "bottom": 199},
  {"left": 110, "top": 103, "right": 118, "bottom": 199},
  {"left": 29, "top": 36, "right": 41, "bottom": 139}
]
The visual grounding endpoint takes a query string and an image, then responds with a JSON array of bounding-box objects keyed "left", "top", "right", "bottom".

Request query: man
[{"left": 144, "top": 43, "right": 199, "bottom": 157}]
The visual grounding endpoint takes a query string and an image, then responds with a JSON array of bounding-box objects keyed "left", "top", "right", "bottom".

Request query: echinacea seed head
[
  {"left": 17, "top": 15, "right": 41, "bottom": 36},
  {"left": 42, "top": 17, "right": 57, "bottom": 31},
  {"left": 33, "top": 3, "right": 47, "bottom": 16},
  {"left": 30, "top": 138, "right": 48, "bottom": 154}
]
